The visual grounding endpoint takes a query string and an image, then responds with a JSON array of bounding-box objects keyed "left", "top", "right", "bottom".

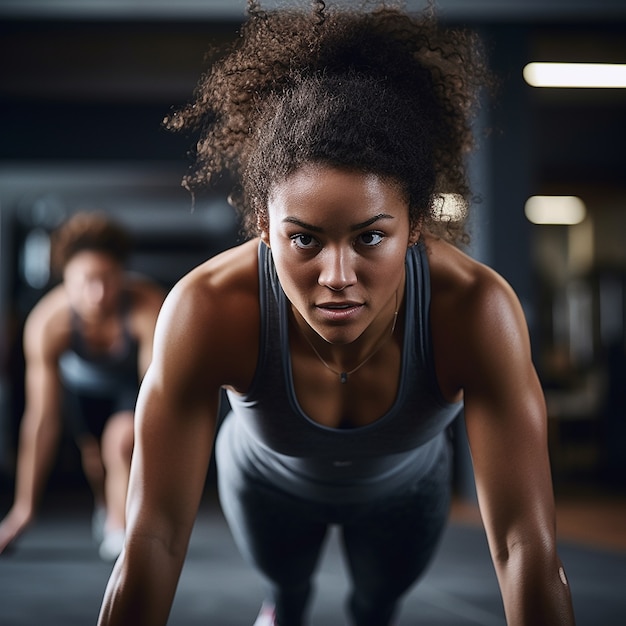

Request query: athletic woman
[{"left": 98, "top": 2, "right": 576, "bottom": 623}]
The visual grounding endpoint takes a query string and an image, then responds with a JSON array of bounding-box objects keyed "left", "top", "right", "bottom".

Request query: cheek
[
  {"left": 274, "top": 259, "right": 311, "bottom": 294},
  {"left": 366, "top": 240, "right": 407, "bottom": 272},
  {"left": 271, "top": 254, "right": 317, "bottom": 306}
]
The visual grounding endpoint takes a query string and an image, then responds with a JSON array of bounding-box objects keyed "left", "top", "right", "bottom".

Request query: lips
[
  {"left": 317, "top": 300, "right": 362, "bottom": 309},
  {"left": 315, "top": 301, "right": 363, "bottom": 321}
]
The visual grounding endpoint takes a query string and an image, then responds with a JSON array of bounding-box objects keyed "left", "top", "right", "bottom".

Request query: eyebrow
[{"left": 282, "top": 213, "right": 395, "bottom": 233}]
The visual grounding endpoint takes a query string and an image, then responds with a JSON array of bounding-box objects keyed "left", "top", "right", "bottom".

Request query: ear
[
  {"left": 257, "top": 210, "right": 270, "bottom": 247},
  {"left": 408, "top": 223, "right": 421, "bottom": 247}
]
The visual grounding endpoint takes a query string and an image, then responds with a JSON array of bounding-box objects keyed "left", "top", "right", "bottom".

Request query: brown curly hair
[
  {"left": 50, "top": 212, "right": 132, "bottom": 277},
  {"left": 164, "top": 0, "right": 491, "bottom": 245}
]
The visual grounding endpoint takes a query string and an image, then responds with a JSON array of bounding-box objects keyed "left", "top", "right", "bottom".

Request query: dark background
[{"left": 1, "top": 0, "right": 625, "bottom": 498}]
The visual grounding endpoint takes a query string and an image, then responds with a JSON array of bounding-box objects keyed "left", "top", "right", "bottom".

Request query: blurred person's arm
[{"left": 0, "top": 292, "right": 65, "bottom": 553}]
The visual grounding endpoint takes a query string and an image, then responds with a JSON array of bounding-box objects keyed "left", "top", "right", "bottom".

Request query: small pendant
[{"left": 340, "top": 372, "right": 348, "bottom": 384}]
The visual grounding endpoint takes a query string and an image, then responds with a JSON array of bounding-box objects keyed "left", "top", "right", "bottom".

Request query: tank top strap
[{"left": 405, "top": 239, "right": 441, "bottom": 396}]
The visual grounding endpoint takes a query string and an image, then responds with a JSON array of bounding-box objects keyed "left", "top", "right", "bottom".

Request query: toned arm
[
  {"left": 98, "top": 242, "right": 260, "bottom": 625},
  {"left": 431, "top": 245, "right": 575, "bottom": 625},
  {"left": 0, "top": 292, "right": 65, "bottom": 553}
]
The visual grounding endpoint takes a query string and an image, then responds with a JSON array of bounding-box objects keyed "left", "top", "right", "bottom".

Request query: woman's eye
[
  {"left": 359, "top": 231, "right": 384, "bottom": 246},
  {"left": 291, "top": 234, "right": 319, "bottom": 249}
]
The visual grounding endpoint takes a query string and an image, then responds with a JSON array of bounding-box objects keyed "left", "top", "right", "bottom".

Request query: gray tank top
[
  {"left": 58, "top": 295, "right": 140, "bottom": 398},
  {"left": 224, "top": 241, "right": 462, "bottom": 503}
]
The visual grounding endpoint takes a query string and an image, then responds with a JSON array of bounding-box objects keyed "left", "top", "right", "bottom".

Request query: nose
[
  {"left": 85, "top": 279, "right": 106, "bottom": 304},
  {"left": 318, "top": 246, "right": 357, "bottom": 291}
]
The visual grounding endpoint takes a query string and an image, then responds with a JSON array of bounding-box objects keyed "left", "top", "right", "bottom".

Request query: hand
[{"left": 0, "top": 504, "right": 33, "bottom": 555}]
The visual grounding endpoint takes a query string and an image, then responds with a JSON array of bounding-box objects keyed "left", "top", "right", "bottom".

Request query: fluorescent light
[
  {"left": 523, "top": 62, "right": 626, "bottom": 88},
  {"left": 525, "top": 196, "right": 586, "bottom": 225}
]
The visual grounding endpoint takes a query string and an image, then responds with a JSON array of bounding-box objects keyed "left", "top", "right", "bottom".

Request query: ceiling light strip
[
  {"left": 525, "top": 196, "right": 587, "bottom": 225},
  {"left": 523, "top": 62, "right": 626, "bottom": 88}
]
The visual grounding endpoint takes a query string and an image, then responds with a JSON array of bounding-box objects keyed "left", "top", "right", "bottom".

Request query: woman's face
[
  {"left": 63, "top": 250, "right": 124, "bottom": 321},
  {"left": 262, "top": 164, "right": 418, "bottom": 345}
]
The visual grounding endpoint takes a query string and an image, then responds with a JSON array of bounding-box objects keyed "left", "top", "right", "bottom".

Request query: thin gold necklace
[{"left": 298, "top": 292, "right": 399, "bottom": 384}]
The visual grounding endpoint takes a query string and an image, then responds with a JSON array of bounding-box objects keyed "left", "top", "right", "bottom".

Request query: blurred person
[
  {"left": 0, "top": 212, "right": 164, "bottom": 561},
  {"left": 98, "top": 2, "right": 576, "bottom": 624}
]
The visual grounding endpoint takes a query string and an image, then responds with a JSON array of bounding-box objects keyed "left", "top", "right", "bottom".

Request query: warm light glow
[
  {"left": 523, "top": 62, "right": 626, "bottom": 88},
  {"left": 525, "top": 196, "right": 587, "bottom": 225},
  {"left": 434, "top": 193, "right": 467, "bottom": 221}
]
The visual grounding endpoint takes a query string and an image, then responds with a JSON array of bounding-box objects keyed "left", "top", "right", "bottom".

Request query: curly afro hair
[
  {"left": 164, "top": 0, "right": 491, "bottom": 245},
  {"left": 50, "top": 212, "right": 132, "bottom": 277}
]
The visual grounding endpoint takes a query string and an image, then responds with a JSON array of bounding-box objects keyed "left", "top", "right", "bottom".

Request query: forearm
[
  {"left": 13, "top": 410, "right": 61, "bottom": 514},
  {"left": 0, "top": 410, "right": 61, "bottom": 552},
  {"left": 98, "top": 535, "right": 187, "bottom": 626},
  {"left": 496, "top": 549, "right": 575, "bottom": 626}
]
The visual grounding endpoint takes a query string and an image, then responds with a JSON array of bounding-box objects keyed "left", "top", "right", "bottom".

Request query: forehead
[
  {"left": 64, "top": 249, "right": 122, "bottom": 275},
  {"left": 268, "top": 164, "right": 407, "bottom": 217}
]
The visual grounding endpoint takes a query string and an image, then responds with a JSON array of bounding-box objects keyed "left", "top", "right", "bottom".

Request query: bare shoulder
[
  {"left": 423, "top": 234, "right": 531, "bottom": 395},
  {"left": 169, "top": 238, "right": 260, "bottom": 314},
  {"left": 152, "top": 238, "right": 261, "bottom": 391},
  {"left": 23, "top": 285, "right": 72, "bottom": 361},
  {"left": 425, "top": 234, "right": 520, "bottom": 314}
]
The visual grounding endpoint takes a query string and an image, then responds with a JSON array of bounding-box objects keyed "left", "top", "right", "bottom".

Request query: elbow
[
  {"left": 493, "top": 543, "right": 575, "bottom": 625},
  {"left": 490, "top": 527, "right": 560, "bottom": 583},
  {"left": 491, "top": 535, "right": 574, "bottom": 609}
]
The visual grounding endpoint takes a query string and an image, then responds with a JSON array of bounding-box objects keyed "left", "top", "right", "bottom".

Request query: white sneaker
[
  {"left": 252, "top": 603, "right": 277, "bottom": 626},
  {"left": 99, "top": 528, "right": 125, "bottom": 562}
]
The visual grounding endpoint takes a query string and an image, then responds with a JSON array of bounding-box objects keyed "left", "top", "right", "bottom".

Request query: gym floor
[{"left": 0, "top": 485, "right": 624, "bottom": 626}]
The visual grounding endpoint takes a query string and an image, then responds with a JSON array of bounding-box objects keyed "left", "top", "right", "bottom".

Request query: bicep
[
  {"left": 124, "top": 283, "right": 220, "bottom": 554},
  {"left": 464, "top": 366, "right": 555, "bottom": 544},
  {"left": 126, "top": 370, "right": 217, "bottom": 553},
  {"left": 460, "top": 285, "right": 556, "bottom": 557}
]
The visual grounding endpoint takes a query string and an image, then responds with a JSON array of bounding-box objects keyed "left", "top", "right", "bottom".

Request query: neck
[{"left": 293, "top": 290, "right": 400, "bottom": 382}]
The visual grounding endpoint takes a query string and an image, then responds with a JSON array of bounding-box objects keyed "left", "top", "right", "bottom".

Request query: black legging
[{"left": 216, "top": 423, "right": 453, "bottom": 626}]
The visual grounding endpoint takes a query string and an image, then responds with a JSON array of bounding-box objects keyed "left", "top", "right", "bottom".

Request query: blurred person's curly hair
[
  {"left": 51, "top": 212, "right": 132, "bottom": 277},
  {"left": 164, "top": 0, "right": 492, "bottom": 245}
]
